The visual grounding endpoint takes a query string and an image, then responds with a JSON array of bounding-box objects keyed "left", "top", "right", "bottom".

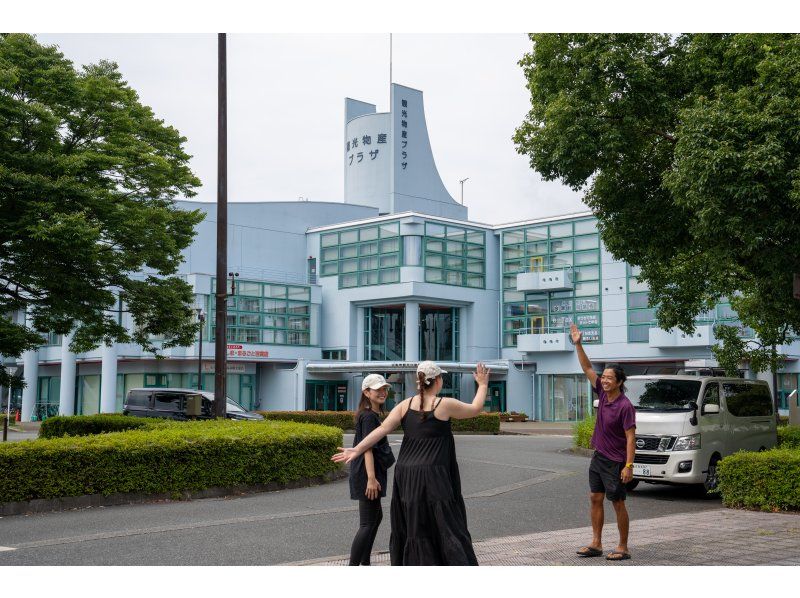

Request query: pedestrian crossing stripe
[{"left": 0, "top": 546, "right": 16, "bottom": 552}]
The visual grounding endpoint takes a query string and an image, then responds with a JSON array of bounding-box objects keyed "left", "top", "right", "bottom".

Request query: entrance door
[
  {"left": 485, "top": 381, "right": 506, "bottom": 412},
  {"left": 305, "top": 381, "right": 348, "bottom": 411}
]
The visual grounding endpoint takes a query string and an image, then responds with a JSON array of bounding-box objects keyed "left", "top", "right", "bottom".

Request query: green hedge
[
  {"left": 259, "top": 410, "right": 499, "bottom": 433},
  {"left": 573, "top": 415, "right": 596, "bottom": 449},
  {"left": 40, "top": 414, "right": 155, "bottom": 439},
  {"left": 777, "top": 426, "right": 800, "bottom": 449},
  {"left": 0, "top": 420, "right": 341, "bottom": 504},
  {"left": 717, "top": 448, "right": 800, "bottom": 511}
]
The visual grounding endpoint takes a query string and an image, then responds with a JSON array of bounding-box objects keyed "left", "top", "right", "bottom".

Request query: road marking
[{"left": 0, "top": 546, "right": 16, "bottom": 552}]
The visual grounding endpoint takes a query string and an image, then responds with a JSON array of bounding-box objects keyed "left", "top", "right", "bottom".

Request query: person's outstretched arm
[
  {"left": 332, "top": 399, "right": 407, "bottom": 464},
  {"left": 440, "top": 363, "right": 490, "bottom": 420},
  {"left": 570, "top": 324, "right": 598, "bottom": 387}
]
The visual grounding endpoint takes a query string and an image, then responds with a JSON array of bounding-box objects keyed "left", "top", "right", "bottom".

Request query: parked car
[
  {"left": 595, "top": 376, "right": 777, "bottom": 492},
  {"left": 123, "top": 387, "right": 264, "bottom": 421}
]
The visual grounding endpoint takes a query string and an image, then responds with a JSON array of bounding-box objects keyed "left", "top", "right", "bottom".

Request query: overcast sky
[{"left": 35, "top": 33, "right": 588, "bottom": 225}]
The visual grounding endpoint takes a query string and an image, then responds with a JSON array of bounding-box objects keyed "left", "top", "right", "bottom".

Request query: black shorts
[{"left": 589, "top": 451, "right": 627, "bottom": 501}]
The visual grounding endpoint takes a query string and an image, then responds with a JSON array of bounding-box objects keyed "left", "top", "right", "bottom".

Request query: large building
[{"left": 5, "top": 84, "right": 800, "bottom": 422}]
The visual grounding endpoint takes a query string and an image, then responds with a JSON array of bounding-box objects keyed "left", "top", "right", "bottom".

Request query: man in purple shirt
[{"left": 571, "top": 324, "right": 636, "bottom": 561}]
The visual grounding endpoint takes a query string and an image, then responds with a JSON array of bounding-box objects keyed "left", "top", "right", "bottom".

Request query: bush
[
  {"left": 0, "top": 419, "right": 342, "bottom": 504},
  {"left": 40, "top": 414, "right": 155, "bottom": 439},
  {"left": 778, "top": 415, "right": 789, "bottom": 427},
  {"left": 717, "top": 448, "right": 800, "bottom": 511},
  {"left": 573, "top": 415, "right": 596, "bottom": 449},
  {"left": 259, "top": 410, "right": 500, "bottom": 433},
  {"left": 777, "top": 426, "right": 800, "bottom": 449}
]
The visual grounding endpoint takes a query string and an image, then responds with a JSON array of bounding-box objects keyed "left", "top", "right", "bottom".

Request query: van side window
[
  {"left": 723, "top": 383, "right": 773, "bottom": 417},
  {"left": 154, "top": 393, "right": 183, "bottom": 412},
  {"left": 126, "top": 391, "right": 151, "bottom": 408},
  {"left": 702, "top": 384, "right": 720, "bottom": 409}
]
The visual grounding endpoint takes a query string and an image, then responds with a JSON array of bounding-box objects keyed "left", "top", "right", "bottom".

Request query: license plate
[{"left": 633, "top": 464, "right": 651, "bottom": 477}]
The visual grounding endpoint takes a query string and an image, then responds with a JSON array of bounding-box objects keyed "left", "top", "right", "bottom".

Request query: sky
[{"left": 35, "top": 33, "right": 589, "bottom": 225}]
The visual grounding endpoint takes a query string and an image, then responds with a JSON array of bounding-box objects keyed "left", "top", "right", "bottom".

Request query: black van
[{"left": 123, "top": 388, "right": 264, "bottom": 421}]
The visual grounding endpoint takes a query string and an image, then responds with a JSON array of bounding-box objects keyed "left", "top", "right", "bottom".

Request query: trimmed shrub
[
  {"left": 40, "top": 414, "right": 155, "bottom": 439},
  {"left": 259, "top": 410, "right": 500, "bottom": 433},
  {"left": 717, "top": 448, "right": 800, "bottom": 511},
  {"left": 777, "top": 426, "right": 800, "bottom": 449},
  {"left": 451, "top": 413, "right": 500, "bottom": 433},
  {"left": 573, "top": 415, "right": 596, "bottom": 449},
  {"left": 0, "top": 420, "right": 342, "bottom": 504}
]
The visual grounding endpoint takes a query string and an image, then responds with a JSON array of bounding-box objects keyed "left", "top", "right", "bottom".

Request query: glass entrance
[
  {"left": 485, "top": 381, "right": 506, "bottom": 412},
  {"left": 305, "top": 380, "right": 348, "bottom": 411}
]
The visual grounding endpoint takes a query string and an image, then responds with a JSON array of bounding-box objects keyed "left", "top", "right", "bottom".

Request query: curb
[{"left": 0, "top": 468, "right": 348, "bottom": 517}]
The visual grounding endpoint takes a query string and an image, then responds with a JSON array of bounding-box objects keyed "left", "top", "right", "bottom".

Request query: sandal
[
  {"left": 576, "top": 546, "right": 603, "bottom": 557},
  {"left": 606, "top": 551, "right": 631, "bottom": 561}
]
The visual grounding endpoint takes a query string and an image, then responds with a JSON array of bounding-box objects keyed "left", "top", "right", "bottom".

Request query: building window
[
  {"left": 364, "top": 306, "right": 404, "bottom": 361},
  {"left": 320, "top": 222, "right": 402, "bottom": 288},
  {"left": 423, "top": 223, "right": 485, "bottom": 289},
  {"left": 210, "top": 279, "right": 312, "bottom": 346},
  {"left": 322, "top": 349, "right": 347, "bottom": 360},
  {"left": 501, "top": 218, "right": 601, "bottom": 347},
  {"left": 539, "top": 374, "right": 592, "bottom": 422},
  {"left": 420, "top": 306, "right": 459, "bottom": 361}
]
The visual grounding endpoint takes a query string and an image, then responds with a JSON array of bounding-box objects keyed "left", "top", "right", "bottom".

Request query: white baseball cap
[
  {"left": 417, "top": 361, "right": 448, "bottom": 381},
  {"left": 362, "top": 373, "right": 390, "bottom": 391}
]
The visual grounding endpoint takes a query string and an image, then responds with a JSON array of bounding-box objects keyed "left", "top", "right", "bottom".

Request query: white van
[{"left": 606, "top": 376, "right": 777, "bottom": 492}]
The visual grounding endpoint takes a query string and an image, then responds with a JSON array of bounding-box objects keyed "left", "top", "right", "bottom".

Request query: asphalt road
[{"left": 0, "top": 434, "right": 722, "bottom": 565}]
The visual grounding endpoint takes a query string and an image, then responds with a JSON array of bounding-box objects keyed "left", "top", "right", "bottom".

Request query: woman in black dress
[
  {"left": 348, "top": 373, "right": 395, "bottom": 566},
  {"left": 332, "top": 361, "right": 490, "bottom": 566}
]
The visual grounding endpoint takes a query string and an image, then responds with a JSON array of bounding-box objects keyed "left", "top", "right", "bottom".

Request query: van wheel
[
  {"left": 625, "top": 479, "right": 640, "bottom": 492},
  {"left": 702, "top": 455, "right": 721, "bottom": 493}
]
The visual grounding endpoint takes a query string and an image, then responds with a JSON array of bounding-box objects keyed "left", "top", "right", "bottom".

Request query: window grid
[
  {"left": 319, "top": 222, "right": 402, "bottom": 289},
  {"left": 423, "top": 222, "right": 486, "bottom": 289},
  {"left": 210, "top": 278, "right": 312, "bottom": 346},
  {"left": 501, "top": 218, "right": 601, "bottom": 347}
]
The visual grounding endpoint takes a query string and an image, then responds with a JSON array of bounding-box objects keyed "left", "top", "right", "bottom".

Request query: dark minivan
[{"left": 123, "top": 388, "right": 264, "bottom": 421}]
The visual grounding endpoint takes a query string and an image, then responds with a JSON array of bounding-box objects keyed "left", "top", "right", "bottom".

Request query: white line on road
[{"left": 0, "top": 546, "right": 16, "bottom": 552}]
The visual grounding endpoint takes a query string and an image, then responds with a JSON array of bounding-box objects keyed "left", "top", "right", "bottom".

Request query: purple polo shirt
[{"left": 590, "top": 376, "right": 636, "bottom": 463}]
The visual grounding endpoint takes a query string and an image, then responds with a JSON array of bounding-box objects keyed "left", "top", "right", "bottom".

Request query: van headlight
[{"left": 673, "top": 434, "right": 701, "bottom": 451}]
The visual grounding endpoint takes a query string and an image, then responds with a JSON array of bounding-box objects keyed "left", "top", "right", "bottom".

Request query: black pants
[{"left": 349, "top": 498, "right": 383, "bottom": 565}]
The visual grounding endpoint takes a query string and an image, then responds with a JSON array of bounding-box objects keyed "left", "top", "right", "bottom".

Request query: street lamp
[
  {"left": 3, "top": 366, "right": 18, "bottom": 442},
  {"left": 459, "top": 177, "right": 469, "bottom": 204},
  {"left": 195, "top": 308, "right": 206, "bottom": 391}
]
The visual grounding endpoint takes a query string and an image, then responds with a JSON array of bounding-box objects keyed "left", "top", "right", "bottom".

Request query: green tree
[
  {"left": 0, "top": 34, "right": 204, "bottom": 387},
  {"left": 514, "top": 33, "right": 800, "bottom": 375}
]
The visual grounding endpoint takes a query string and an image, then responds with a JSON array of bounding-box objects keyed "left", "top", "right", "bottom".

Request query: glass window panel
[
  {"left": 380, "top": 254, "right": 399, "bottom": 268},
  {"left": 628, "top": 293, "right": 650, "bottom": 309},
  {"left": 581, "top": 328, "right": 600, "bottom": 343},
  {"left": 505, "top": 318, "right": 526, "bottom": 331},
  {"left": 526, "top": 227, "right": 548, "bottom": 241},
  {"left": 446, "top": 271, "right": 463, "bottom": 285},
  {"left": 359, "top": 256, "right": 378, "bottom": 270},
  {"left": 575, "top": 281, "right": 600, "bottom": 297},
  {"left": 339, "top": 245, "right": 358, "bottom": 259},
  {"left": 425, "top": 268, "right": 445, "bottom": 283},
  {"left": 503, "top": 246, "right": 524, "bottom": 260},
  {"left": 628, "top": 325, "right": 650, "bottom": 342},
  {"left": 426, "top": 239, "right": 444, "bottom": 253},
  {"left": 503, "top": 274, "right": 518, "bottom": 289},
  {"left": 263, "top": 315, "right": 286, "bottom": 328},
  {"left": 550, "top": 314, "right": 574, "bottom": 329},
  {"left": 267, "top": 285, "right": 287, "bottom": 298},
  {"left": 380, "top": 223, "right": 399, "bottom": 237},
  {"left": 287, "top": 302, "right": 309, "bottom": 315},
  {"left": 466, "top": 275, "right": 484, "bottom": 288},
  {"left": 549, "top": 222, "right": 573, "bottom": 238},
  {"left": 446, "top": 256, "right": 465, "bottom": 270},
  {"left": 504, "top": 260, "right": 524, "bottom": 273},
  {"left": 628, "top": 276, "right": 649, "bottom": 292},
  {"left": 717, "top": 304, "right": 737, "bottom": 320},
  {"left": 525, "top": 241, "right": 548, "bottom": 256},
  {"left": 426, "top": 254, "right": 443, "bottom": 268},
  {"left": 504, "top": 230, "right": 524, "bottom": 244},
  {"left": 321, "top": 262, "right": 338, "bottom": 276},
  {"left": 550, "top": 298, "right": 573, "bottom": 314},
  {"left": 359, "top": 242, "right": 378, "bottom": 256},
  {"left": 504, "top": 303, "right": 526, "bottom": 317},
  {"left": 379, "top": 269, "right": 400, "bottom": 284},
  {"left": 359, "top": 227, "right": 378, "bottom": 241},
  {"left": 574, "top": 250, "right": 599, "bottom": 266},
  {"left": 466, "top": 246, "right": 484, "bottom": 259},
  {"left": 263, "top": 298, "right": 286, "bottom": 313},
  {"left": 379, "top": 238, "right": 399, "bottom": 253},
  {"left": 239, "top": 314, "right": 260, "bottom": 326},
  {"left": 321, "top": 247, "right": 338, "bottom": 262},
  {"left": 340, "top": 273, "right": 358, "bottom": 288},
  {"left": 238, "top": 298, "right": 260, "bottom": 312},
  {"left": 574, "top": 219, "right": 598, "bottom": 235},
  {"left": 273, "top": 330, "right": 287, "bottom": 344},
  {"left": 340, "top": 258, "right": 358, "bottom": 273},
  {"left": 287, "top": 286, "right": 310, "bottom": 301},
  {"left": 446, "top": 227, "right": 466, "bottom": 241},
  {"left": 288, "top": 316, "right": 309, "bottom": 330},
  {"left": 237, "top": 281, "right": 260, "bottom": 296},
  {"left": 321, "top": 233, "right": 338, "bottom": 247},
  {"left": 629, "top": 309, "right": 656, "bottom": 324},
  {"left": 446, "top": 240, "right": 463, "bottom": 254},
  {"left": 574, "top": 265, "right": 599, "bottom": 281},
  {"left": 467, "top": 231, "right": 484, "bottom": 245},
  {"left": 340, "top": 230, "right": 358, "bottom": 244},
  {"left": 574, "top": 234, "right": 599, "bottom": 250},
  {"left": 226, "top": 314, "right": 235, "bottom": 327},
  {"left": 575, "top": 312, "right": 600, "bottom": 327},
  {"left": 550, "top": 254, "right": 573, "bottom": 268},
  {"left": 504, "top": 290, "right": 525, "bottom": 302},
  {"left": 550, "top": 238, "right": 573, "bottom": 253},
  {"left": 426, "top": 223, "right": 446, "bottom": 238},
  {"left": 466, "top": 260, "right": 484, "bottom": 274}
]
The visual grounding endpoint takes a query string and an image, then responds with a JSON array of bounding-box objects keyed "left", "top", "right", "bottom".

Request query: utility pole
[
  {"left": 196, "top": 309, "right": 205, "bottom": 391},
  {"left": 214, "top": 33, "right": 228, "bottom": 419},
  {"left": 459, "top": 177, "right": 469, "bottom": 204}
]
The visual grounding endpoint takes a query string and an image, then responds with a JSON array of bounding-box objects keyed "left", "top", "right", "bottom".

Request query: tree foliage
[
  {"left": 0, "top": 34, "right": 204, "bottom": 387},
  {"left": 514, "top": 34, "right": 800, "bottom": 374}
]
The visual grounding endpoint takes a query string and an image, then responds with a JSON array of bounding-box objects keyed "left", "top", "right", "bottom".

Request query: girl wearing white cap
[
  {"left": 333, "top": 361, "right": 490, "bottom": 565},
  {"left": 347, "top": 373, "right": 396, "bottom": 566}
]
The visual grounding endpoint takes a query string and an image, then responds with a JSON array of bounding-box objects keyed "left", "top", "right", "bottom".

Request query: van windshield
[{"left": 625, "top": 379, "right": 701, "bottom": 411}]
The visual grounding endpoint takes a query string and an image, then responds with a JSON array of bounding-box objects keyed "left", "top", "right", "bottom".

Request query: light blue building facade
[{"left": 7, "top": 84, "right": 800, "bottom": 422}]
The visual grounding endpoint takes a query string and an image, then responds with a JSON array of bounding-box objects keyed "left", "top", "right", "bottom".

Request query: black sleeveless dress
[{"left": 389, "top": 400, "right": 478, "bottom": 566}]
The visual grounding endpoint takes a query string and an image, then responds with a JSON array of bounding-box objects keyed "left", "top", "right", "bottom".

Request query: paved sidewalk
[{"left": 285, "top": 509, "right": 800, "bottom": 566}]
